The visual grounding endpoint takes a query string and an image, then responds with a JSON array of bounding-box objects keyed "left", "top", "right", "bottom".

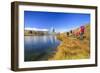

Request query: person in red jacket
[
  {"left": 80, "top": 26, "right": 85, "bottom": 40},
  {"left": 80, "top": 26, "right": 85, "bottom": 34}
]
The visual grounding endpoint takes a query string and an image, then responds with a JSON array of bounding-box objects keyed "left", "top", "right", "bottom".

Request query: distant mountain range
[
  {"left": 24, "top": 27, "right": 56, "bottom": 36},
  {"left": 25, "top": 27, "right": 49, "bottom": 31},
  {"left": 24, "top": 28, "right": 50, "bottom": 36}
]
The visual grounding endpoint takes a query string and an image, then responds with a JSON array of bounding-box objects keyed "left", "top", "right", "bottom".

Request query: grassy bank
[{"left": 49, "top": 24, "right": 90, "bottom": 60}]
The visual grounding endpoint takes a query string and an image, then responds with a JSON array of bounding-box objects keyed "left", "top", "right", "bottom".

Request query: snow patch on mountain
[{"left": 25, "top": 27, "right": 49, "bottom": 31}]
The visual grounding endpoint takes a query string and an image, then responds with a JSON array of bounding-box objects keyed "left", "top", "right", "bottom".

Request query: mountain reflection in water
[{"left": 24, "top": 35, "right": 60, "bottom": 61}]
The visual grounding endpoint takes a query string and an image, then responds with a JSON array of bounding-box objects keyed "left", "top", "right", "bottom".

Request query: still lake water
[{"left": 24, "top": 35, "right": 60, "bottom": 61}]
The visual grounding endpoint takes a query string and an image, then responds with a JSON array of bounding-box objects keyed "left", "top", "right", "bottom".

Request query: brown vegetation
[{"left": 49, "top": 24, "right": 90, "bottom": 60}]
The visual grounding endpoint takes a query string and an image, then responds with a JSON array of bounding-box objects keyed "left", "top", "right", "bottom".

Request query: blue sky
[{"left": 24, "top": 11, "right": 90, "bottom": 32}]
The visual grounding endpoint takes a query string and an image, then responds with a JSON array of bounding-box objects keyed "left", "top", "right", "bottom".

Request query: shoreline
[{"left": 48, "top": 33, "right": 90, "bottom": 60}]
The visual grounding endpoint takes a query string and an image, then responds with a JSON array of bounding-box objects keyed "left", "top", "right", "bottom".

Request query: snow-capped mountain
[{"left": 25, "top": 27, "right": 49, "bottom": 31}]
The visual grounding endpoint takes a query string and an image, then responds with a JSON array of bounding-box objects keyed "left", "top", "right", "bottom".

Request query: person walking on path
[{"left": 80, "top": 26, "right": 85, "bottom": 40}]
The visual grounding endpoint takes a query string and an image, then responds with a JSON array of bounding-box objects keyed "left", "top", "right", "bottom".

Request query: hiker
[
  {"left": 70, "top": 30, "right": 72, "bottom": 34},
  {"left": 70, "top": 30, "right": 73, "bottom": 36},
  {"left": 80, "top": 26, "right": 85, "bottom": 40},
  {"left": 72, "top": 31, "right": 76, "bottom": 37},
  {"left": 76, "top": 31, "right": 80, "bottom": 39},
  {"left": 66, "top": 32, "right": 69, "bottom": 36}
]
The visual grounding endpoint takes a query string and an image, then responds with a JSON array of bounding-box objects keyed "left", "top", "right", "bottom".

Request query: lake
[{"left": 24, "top": 35, "right": 60, "bottom": 61}]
